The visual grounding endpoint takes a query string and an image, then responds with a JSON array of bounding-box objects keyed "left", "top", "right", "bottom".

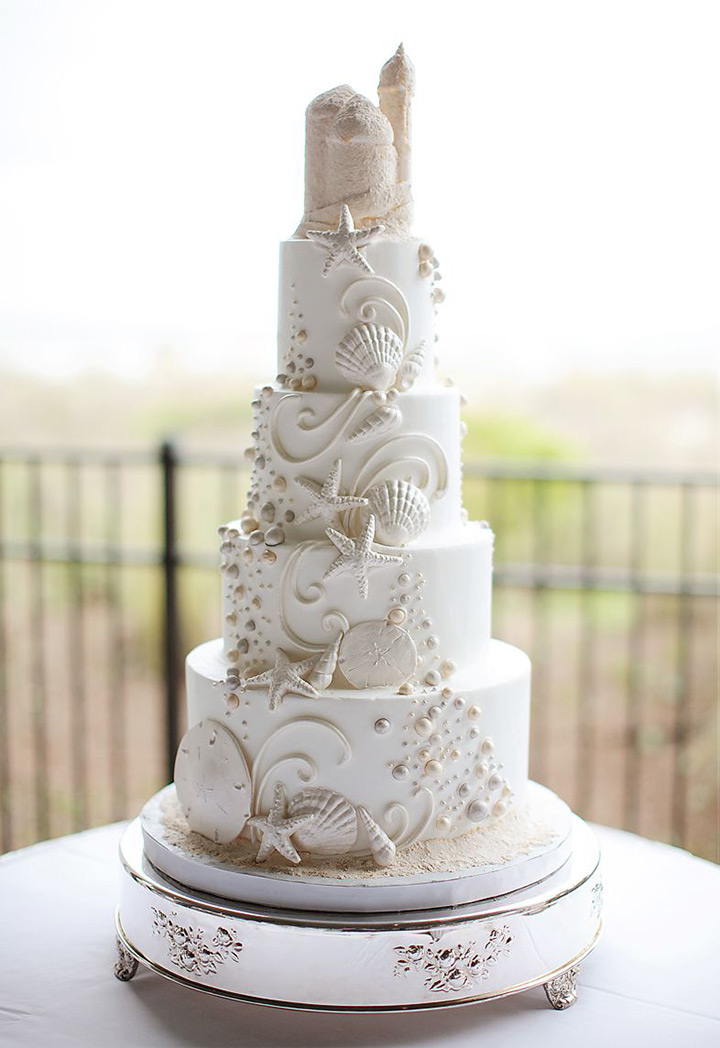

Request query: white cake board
[
  {"left": 141, "top": 782, "right": 573, "bottom": 912},
  {"left": 115, "top": 815, "right": 602, "bottom": 1011}
]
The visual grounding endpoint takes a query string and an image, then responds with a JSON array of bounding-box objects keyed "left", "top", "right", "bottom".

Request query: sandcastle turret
[
  {"left": 295, "top": 47, "right": 415, "bottom": 237},
  {"left": 378, "top": 42, "right": 415, "bottom": 186}
]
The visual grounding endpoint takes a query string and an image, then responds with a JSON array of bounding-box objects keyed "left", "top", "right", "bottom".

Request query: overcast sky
[{"left": 0, "top": 0, "right": 718, "bottom": 382}]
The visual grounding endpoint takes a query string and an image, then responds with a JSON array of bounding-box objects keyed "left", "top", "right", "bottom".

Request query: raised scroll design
[
  {"left": 383, "top": 786, "right": 435, "bottom": 849},
  {"left": 340, "top": 276, "right": 410, "bottom": 350},
  {"left": 151, "top": 908, "right": 243, "bottom": 977},
  {"left": 394, "top": 926, "right": 513, "bottom": 994},
  {"left": 251, "top": 717, "right": 352, "bottom": 813},
  {"left": 270, "top": 389, "right": 373, "bottom": 465},
  {"left": 278, "top": 540, "right": 350, "bottom": 653}
]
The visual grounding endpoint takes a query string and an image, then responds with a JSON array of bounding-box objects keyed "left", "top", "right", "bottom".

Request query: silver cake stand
[{"left": 115, "top": 816, "right": 602, "bottom": 1011}]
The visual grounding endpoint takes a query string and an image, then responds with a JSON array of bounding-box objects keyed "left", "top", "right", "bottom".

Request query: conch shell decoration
[
  {"left": 308, "top": 633, "right": 342, "bottom": 690},
  {"left": 251, "top": 784, "right": 400, "bottom": 868},
  {"left": 396, "top": 340, "right": 426, "bottom": 391}
]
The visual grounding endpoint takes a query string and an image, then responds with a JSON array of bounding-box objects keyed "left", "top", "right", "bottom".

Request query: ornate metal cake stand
[{"left": 115, "top": 816, "right": 602, "bottom": 1012}]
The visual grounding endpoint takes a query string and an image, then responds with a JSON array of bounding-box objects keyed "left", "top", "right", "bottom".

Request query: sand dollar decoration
[
  {"left": 335, "top": 322, "right": 403, "bottom": 390},
  {"left": 287, "top": 788, "right": 358, "bottom": 855},
  {"left": 367, "top": 480, "right": 430, "bottom": 545},
  {"left": 339, "top": 620, "right": 417, "bottom": 688},
  {"left": 174, "top": 720, "right": 251, "bottom": 844}
]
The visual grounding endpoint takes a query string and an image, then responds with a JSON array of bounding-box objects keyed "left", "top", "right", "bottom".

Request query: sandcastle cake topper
[{"left": 295, "top": 43, "right": 415, "bottom": 238}]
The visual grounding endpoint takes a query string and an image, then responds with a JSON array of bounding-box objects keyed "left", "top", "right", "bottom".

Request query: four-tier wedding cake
[{"left": 141, "top": 45, "right": 573, "bottom": 907}]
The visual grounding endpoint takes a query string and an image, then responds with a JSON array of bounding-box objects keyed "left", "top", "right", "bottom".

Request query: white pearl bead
[{"left": 467, "top": 800, "right": 488, "bottom": 823}]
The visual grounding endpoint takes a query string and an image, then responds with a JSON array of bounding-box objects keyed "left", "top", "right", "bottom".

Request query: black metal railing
[{"left": 0, "top": 444, "right": 717, "bottom": 860}]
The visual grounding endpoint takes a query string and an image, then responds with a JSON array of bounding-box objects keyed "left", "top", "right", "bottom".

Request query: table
[{"left": 1, "top": 823, "right": 718, "bottom": 1047}]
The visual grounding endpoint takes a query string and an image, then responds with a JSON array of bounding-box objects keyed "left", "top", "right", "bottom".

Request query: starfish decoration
[
  {"left": 306, "top": 204, "right": 384, "bottom": 277},
  {"left": 242, "top": 648, "right": 319, "bottom": 711},
  {"left": 324, "top": 514, "right": 403, "bottom": 599},
  {"left": 294, "top": 459, "right": 369, "bottom": 526},
  {"left": 247, "top": 783, "right": 315, "bottom": 864}
]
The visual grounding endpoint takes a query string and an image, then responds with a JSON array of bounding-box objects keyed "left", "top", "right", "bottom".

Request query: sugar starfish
[
  {"left": 242, "top": 648, "right": 319, "bottom": 711},
  {"left": 306, "top": 205, "right": 384, "bottom": 276},
  {"left": 247, "top": 783, "right": 315, "bottom": 864},
  {"left": 294, "top": 459, "right": 368, "bottom": 526},
  {"left": 324, "top": 514, "right": 402, "bottom": 599}
]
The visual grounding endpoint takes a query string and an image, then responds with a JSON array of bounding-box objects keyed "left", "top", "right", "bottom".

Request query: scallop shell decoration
[
  {"left": 367, "top": 480, "right": 430, "bottom": 545},
  {"left": 339, "top": 620, "right": 418, "bottom": 689},
  {"left": 287, "top": 787, "right": 358, "bottom": 855},
  {"left": 348, "top": 403, "right": 402, "bottom": 443},
  {"left": 358, "top": 805, "right": 397, "bottom": 867},
  {"left": 396, "top": 340, "right": 427, "bottom": 391},
  {"left": 335, "top": 323, "right": 403, "bottom": 391},
  {"left": 174, "top": 720, "right": 252, "bottom": 844}
]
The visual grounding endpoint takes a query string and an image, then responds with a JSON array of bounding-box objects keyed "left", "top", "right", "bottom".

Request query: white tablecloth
[{"left": 0, "top": 822, "right": 718, "bottom": 1047}]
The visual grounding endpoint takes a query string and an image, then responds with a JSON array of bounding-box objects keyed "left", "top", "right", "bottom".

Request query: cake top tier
[{"left": 295, "top": 44, "right": 415, "bottom": 239}]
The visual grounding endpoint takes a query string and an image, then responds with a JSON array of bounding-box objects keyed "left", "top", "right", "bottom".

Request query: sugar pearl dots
[
  {"left": 468, "top": 705, "right": 481, "bottom": 720},
  {"left": 425, "top": 670, "right": 442, "bottom": 687},
  {"left": 467, "top": 800, "right": 488, "bottom": 823},
  {"left": 374, "top": 718, "right": 391, "bottom": 734},
  {"left": 424, "top": 759, "right": 443, "bottom": 776},
  {"left": 388, "top": 607, "right": 406, "bottom": 625},
  {"left": 481, "top": 738, "right": 494, "bottom": 755},
  {"left": 435, "top": 816, "right": 452, "bottom": 832},
  {"left": 392, "top": 764, "right": 410, "bottom": 780},
  {"left": 415, "top": 717, "right": 433, "bottom": 737}
]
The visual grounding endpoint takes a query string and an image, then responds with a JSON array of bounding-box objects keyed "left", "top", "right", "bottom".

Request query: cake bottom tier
[
  {"left": 142, "top": 782, "right": 570, "bottom": 912},
  {"left": 184, "top": 638, "right": 531, "bottom": 851}
]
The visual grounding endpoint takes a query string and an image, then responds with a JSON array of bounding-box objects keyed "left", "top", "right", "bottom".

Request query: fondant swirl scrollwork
[
  {"left": 278, "top": 541, "right": 350, "bottom": 652},
  {"left": 340, "top": 276, "right": 410, "bottom": 350},
  {"left": 341, "top": 435, "right": 449, "bottom": 534},
  {"left": 352, "top": 435, "right": 449, "bottom": 502},
  {"left": 270, "top": 390, "right": 373, "bottom": 465},
  {"left": 251, "top": 717, "right": 352, "bottom": 814},
  {"left": 383, "top": 786, "right": 436, "bottom": 849}
]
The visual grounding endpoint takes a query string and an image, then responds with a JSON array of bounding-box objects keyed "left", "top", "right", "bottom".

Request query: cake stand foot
[
  {"left": 543, "top": 965, "right": 579, "bottom": 1009},
  {"left": 114, "top": 936, "right": 139, "bottom": 982}
]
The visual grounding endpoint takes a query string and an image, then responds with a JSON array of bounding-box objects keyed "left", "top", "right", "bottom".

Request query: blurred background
[{"left": 0, "top": 0, "right": 717, "bottom": 860}]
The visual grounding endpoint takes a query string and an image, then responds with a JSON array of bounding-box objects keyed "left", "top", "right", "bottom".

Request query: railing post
[{"left": 161, "top": 440, "right": 180, "bottom": 784}]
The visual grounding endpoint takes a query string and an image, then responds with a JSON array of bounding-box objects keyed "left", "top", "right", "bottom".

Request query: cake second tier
[{"left": 221, "top": 521, "right": 494, "bottom": 685}]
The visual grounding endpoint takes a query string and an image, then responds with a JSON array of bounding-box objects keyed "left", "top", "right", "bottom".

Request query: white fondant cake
[{"left": 174, "top": 46, "right": 539, "bottom": 875}]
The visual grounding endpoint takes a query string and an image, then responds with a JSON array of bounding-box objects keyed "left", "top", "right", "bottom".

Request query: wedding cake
[
  {"left": 117, "top": 47, "right": 602, "bottom": 1009},
  {"left": 142, "top": 44, "right": 572, "bottom": 906}
]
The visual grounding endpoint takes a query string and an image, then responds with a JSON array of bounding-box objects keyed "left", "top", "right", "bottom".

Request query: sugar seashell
[
  {"left": 358, "top": 805, "right": 396, "bottom": 867},
  {"left": 396, "top": 341, "right": 427, "bottom": 391},
  {"left": 308, "top": 633, "right": 342, "bottom": 691},
  {"left": 367, "top": 480, "right": 430, "bottom": 545},
  {"left": 339, "top": 620, "right": 417, "bottom": 688},
  {"left": 287, "top": 788, "right": 358, "bottom": 855},
  {"left": 335, "top": 323, "right": 403, "bottom": 391},
  {"left": 174, "top": 720, "right": 251, "bottom": 843},
  {"left": 347, "top": 403, "right": 402, "bottom": 443}
]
